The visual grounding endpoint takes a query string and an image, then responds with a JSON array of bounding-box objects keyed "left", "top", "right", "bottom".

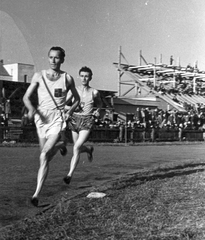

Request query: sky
[{"left": 1, "top": 0, "right": 205, "bottom": 91}]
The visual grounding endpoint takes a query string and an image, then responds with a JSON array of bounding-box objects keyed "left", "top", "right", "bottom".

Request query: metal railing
[{"left": 0, "top": 126, "right": 204, "bottom": 143}]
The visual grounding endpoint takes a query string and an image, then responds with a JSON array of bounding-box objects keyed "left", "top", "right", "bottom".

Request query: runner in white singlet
[{"left": 23, "top": 46, "right": 80, "bottom": 206}]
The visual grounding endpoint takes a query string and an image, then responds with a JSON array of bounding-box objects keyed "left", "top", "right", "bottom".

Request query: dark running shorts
[{"left": 67, "top": 113, "right": 94, "bottom": 132}]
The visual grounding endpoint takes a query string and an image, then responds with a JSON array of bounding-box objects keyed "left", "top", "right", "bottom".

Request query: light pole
[{"left": 0, "top": 79, "right": 2, "bottom": 141}]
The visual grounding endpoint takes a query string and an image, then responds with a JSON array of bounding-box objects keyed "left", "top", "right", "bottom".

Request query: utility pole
[
  {"left": 0, "top": 78, "right": 2, "bottom": 141},
  {"left": 159, "top": 54, "right": 162, "bottom": 64},
  {"left": 118, "top": 46, "right": 121, "bottom": 97},
  {"left": 139, "top": 50, "right": 142, "bottom": 66},
  {"left": 0, "top": 15, "right": 3, "bottom": 140},
  {"left": 154, "top": 57, "right": 156, "bottom": 87}
]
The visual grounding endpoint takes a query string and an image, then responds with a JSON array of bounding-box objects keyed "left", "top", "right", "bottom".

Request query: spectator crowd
[{"left": 94, "top": 107, "right": 205, "bottom": 132}]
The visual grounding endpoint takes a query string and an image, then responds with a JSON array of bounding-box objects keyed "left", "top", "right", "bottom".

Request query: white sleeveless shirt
[
  {"left": 75, "top": 86, "right": 95, "bottom": 116},
  {"left": 36, "top": 70, "right": 68, "bottom": 111}
]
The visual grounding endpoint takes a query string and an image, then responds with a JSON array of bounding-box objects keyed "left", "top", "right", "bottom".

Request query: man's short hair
[
  {"left": 79, "top": 66, "right": 93, "bottom": 77},
  {"left": 48, "top": 46, "right": 65, "bottom": 61}
]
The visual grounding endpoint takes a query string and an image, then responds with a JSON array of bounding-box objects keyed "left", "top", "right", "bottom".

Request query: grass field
[{"left": 1, "top": 143, "right": 205, "bottom": 239}]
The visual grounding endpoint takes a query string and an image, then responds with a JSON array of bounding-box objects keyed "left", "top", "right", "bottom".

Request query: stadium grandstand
[{"left": 113, "top": 47, "right": 205, "bottom": 113}]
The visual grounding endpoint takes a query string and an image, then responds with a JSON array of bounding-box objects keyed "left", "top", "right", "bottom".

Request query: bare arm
[
  {"left": 65, "top": 90, "right": 74, "bottom": 106},
  {"left": 23, "top": 73, "right": 39, "bottom": 120},
  {"left": 93, "top": 89, "right": 102, "bottom": 118},
  {"left": 65, "top": 75, "right": 80, "bottom": 116}
]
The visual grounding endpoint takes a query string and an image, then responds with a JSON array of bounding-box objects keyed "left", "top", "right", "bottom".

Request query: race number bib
[{"left": 54, "top": 88, "right": 63, "bottom": 97}]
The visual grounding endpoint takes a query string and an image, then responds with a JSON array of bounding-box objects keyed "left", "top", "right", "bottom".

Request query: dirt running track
[{"left": 1, "top": 143, "right": 205, "bottom": 228}]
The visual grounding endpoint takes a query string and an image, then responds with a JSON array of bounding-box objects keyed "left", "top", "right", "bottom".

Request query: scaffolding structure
[{"left": 113, "top": 47, "right": 205, "bottom": 112}]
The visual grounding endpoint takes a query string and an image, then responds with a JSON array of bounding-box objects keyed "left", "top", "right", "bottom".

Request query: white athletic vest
[
  {"left": 37, "top": 70, "right": 67, "bottom": 111},
  {"left": 75, "top": 86, "right": 94, "bottom": 116}
]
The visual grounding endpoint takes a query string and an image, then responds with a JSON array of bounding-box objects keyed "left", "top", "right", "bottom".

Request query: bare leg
[
  {"left": 79, "top": 145, "right": 92, "bottom": 154},
  {"left": 59, "top": 130, "right": 68, "bottom": 156},
  {"left": 31, "top": 133, "right": 60, "bottom": 205},
  {"left": 32, "top": 151, "right": 49, "bottom": 199},
  {"left": 79, "top": 145, "right": 94, "bottom": 162},
  {"left": 72, "top": 130, "right": 93, "bottom": 160},
  {"left": 64, "top": 130, "right": 91, "bottom": 183}
]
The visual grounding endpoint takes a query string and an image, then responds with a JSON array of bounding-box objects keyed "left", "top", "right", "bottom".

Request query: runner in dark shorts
[
  {"left": 63, "top": 66, "right": 102, "bottom": 185},
  {"left": 67, "top": 113, "right": 94, "bottom": 132}
]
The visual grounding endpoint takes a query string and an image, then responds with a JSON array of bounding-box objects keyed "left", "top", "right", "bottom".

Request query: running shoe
[
  {"left": 63, "top": 176, "right": 72, "bottom": 185},
  {"left": 87, "top": 146, "right": 94, "bottom": 162},
  {"left": 31, "top": 197, "right": 38, "bottom": 207},
  {"left": 60, "top": 145, "right": 67, "bottom": 156}
]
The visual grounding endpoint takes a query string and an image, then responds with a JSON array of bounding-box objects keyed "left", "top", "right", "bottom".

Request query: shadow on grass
[
  {"left": 111, "top": 162, "right": 205, "bottom": 190},
  {"left": 152, "top": 162, "right": 205, "bottom": 172}
]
